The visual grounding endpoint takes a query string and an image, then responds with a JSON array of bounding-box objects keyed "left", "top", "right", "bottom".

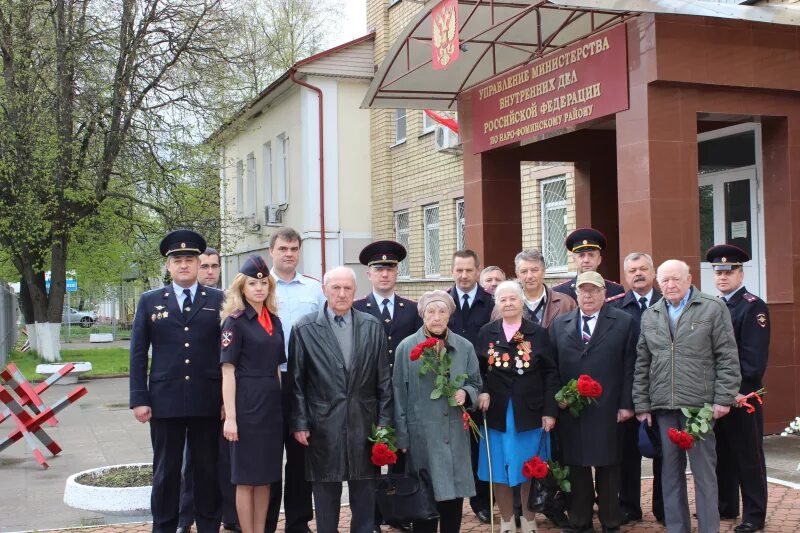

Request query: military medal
[
  {"left": 163, "top": 311, "right": 168, "bottom": 318},
  {"left": 157, "top": 312, "right": 163, "bottom": 319},
  {"left": 151, "top": 313, "right": 156, "bottom": 322}
]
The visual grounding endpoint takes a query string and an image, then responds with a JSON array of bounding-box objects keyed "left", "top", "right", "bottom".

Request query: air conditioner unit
[
  {"left": 434, "top": 124, "right": 460, "bottom": 153},
  {"left": 265, "top": 204, "right": 287, "bottom": 225}
]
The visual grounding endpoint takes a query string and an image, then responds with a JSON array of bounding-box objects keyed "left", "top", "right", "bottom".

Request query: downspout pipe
[{"left": 289, "top": 69, "right": 326, "bottom": 276}]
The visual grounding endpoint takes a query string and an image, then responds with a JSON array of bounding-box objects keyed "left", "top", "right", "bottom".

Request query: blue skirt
[{"left": 477, "top": 402, "right": 550, "bottom": 487}]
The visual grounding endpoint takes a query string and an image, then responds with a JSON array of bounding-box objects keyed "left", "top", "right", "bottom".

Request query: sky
[{"left": 331, "top": 0, "right": 369, "bottom": 47}]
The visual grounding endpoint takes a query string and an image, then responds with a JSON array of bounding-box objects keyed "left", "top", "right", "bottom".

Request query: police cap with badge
[
  {"left": 565, "top": 227, "right": 607, "bottom": 253},
  {"left": 159, "top": 229, "right": 207, "bottom": 257},
  {"left": 359, "top": 240, "right": 407, "bottom": 267},
  {"left": 705, "top": 243, "right": 749, "bottom": 270},
  {"left": 240, "top": 254, "right": 271, "bottom": 279}
]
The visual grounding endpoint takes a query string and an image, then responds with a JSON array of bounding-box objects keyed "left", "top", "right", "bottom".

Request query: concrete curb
[{"left": 63, "top": 463, "right": 152, "bottom": 515}]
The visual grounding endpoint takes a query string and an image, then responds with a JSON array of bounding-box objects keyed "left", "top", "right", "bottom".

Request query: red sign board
[{"left": 467, "top": 25, "right": 629, "bottom": 153}]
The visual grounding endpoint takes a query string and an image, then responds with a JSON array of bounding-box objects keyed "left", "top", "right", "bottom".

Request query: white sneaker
[
  {"left": 499, "top": 517, "right": 516, "bottom": 533},
  {"left": 520, "top": 515, "right": 538, "bottom": 533}
]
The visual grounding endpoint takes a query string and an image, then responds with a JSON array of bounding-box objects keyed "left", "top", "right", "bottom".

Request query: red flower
[
  {"left": 371, "top": 442, "right": 398, "bottom": 466},
  {"left": 667, "top": 428, "right": 694, "bottom": 450},
  {"left": 410, "top": 345, "right": 423, "bottom": 361},
  {"left": 575, "top": 375, "right": 603, "bottom": 399},
  {"left": 586, "top": 381, "right": 603, "bottom": 399},
  {"left": 462, "top": 410, "right": 470, "bottom": 430},
  {"left": 423, "top": 337, "right": 439, "bottom": 349},
  {"left": 522, "top": 456, "right": 549, "bottom": 479}
]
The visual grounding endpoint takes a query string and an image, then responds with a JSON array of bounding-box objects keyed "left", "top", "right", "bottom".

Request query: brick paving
[{"left": 50, "top": 477, "right": 800, "bottom": 533}]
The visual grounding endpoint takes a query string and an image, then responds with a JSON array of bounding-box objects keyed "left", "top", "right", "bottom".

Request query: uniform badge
[
  {"left": 155, "top": 305, "right": 165, "bottom": 311},
  {"left": 398, "top": 302, "right": 404, "bottom": 307},
  {"left": 757, "top": 313, "right": 768, "bottom": 328},
  {"left": 222, "top": 329, "right": 234, "bottom": 348}
]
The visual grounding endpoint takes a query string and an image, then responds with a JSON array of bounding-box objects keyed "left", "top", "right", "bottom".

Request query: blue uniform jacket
[
  {"left": 129, "top": 285, "right": 225, "bottom": 418},
  {"left": 353, "top": 293, "right": 423, "bottom": 360}
]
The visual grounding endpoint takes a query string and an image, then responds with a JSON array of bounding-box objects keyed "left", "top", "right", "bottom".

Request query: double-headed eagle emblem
[{"left": 433, "top": 4, "right": 458, "bottom": 68}]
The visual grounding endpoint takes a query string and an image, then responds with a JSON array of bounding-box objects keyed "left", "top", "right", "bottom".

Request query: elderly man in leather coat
[{"left": 289, "top": 266, "right": 393, "bottom": 533}]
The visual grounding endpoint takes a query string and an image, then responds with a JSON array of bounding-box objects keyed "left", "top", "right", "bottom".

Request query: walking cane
[{"left": 483, "top": 416, "right": 495, "bottom": 533}]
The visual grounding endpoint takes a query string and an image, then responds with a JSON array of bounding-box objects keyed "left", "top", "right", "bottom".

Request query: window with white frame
[
  {"left": 394, "top": 109, "right": 407, "bottom": 144},
  {"left": 423, "top": 204, "right": 440, "bottom": 277},
  {"left": 455, "top": 198, "right": 465, "bottom": 250},
  {"left": 235, "top": 159, "right": 244, "bottom": 216},
  {"left": 277, "top": 133, "right": 288, "bottom": 203},
  {"left": 245, "top": 152, "right": 256, "bottom": 216},
  {"left": 262, "top": 142, "right": 272, "bottom": 206},
  {"left": 421, "top": 111, "right": 436, "bottom": 134},
  {"left": 394, "top": 210, "right": 410, "bottom": 278},
  {"left": 541, "top": 176, "right": 569, "bottom": 271}
]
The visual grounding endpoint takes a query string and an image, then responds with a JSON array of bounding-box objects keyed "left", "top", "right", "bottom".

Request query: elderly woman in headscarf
[{"left": 393, "top": 290, "right": 484, "bottom": 533}]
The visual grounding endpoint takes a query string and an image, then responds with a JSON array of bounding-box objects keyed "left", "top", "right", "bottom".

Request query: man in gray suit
[
  {"left": 634, "top": 259, "right": 740, "bottom": 533},
  {"left": 289, "top": 266, "right": 393, "bottom": 533}
]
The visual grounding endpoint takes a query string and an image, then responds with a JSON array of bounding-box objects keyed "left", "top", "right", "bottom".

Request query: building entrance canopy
[{"left": 363, "top": 0, "right": 800, "bottom": 111}]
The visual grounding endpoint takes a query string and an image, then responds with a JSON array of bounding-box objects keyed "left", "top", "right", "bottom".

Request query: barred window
[
  {"left": 424, "top": 204, "right": 440, "bottom": 277},
  {"left": 394, "top": 210, "right": 410, "bottom": 278},
  {"left": 541, "top": 176, "right": 569, "bottom": 271},
  {"left": 455, "top": 198, "right": 465, "bottom": 250}
]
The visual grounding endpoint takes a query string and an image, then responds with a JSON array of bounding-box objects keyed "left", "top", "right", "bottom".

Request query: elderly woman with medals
[
  {"left": 220, "top": 255, "right": 285, "bottom": 533},
  {"left": 393, "top": 290, "right": 483, "bottom": 533},
  {"left": 477, "top": 280, "right": 560, "bottom": 533}
]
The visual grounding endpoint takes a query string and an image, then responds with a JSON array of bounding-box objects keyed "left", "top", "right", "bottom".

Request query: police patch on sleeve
[
  {"left": 221, "top": 328, "right": 234, "bottom": 348},
  {"left": 756, "top": 313, "right": 768, "bottom": 328}
]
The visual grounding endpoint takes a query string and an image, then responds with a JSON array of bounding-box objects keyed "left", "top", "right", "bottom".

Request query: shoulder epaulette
[
  {"left": 742, "top": 292, "right": 758, "bottom": 303},
  {"left": 605, "top": 293, "right": 625, "bottom": 303},
  {"left": 301, "top": 274, "right": 320, "bottom": 282},
  {"left": 230, "top": 309, "right": 244, "bottom": 319}
]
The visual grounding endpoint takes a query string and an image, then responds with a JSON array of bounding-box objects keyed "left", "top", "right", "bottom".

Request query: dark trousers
[
  {"left": 150, "top": 416, "right": 221, "bottom": 533},
  {"left": 179, "top": 434, "right": 238, "bottom": 527},
  {"left": 652, "top": 455, "right": 664, "bottom": 521},
  {"left": 412, "top": 498, "right": 464, "bottom": 533},
  {"left": 312, "top": 480, "right": 375, "bottom": 533},
  {"left": 715, "top": 401, "right": 768, "bottom": 525},
  {"left": 469, "top": 410, "right": 490, "bottom": 514},
  {"left": 266, "top": 372, "right": 314, "bottom": 533},
  {"left": 619, "top": 418, "right": 664, "bottom": 521},
  {"left": 567, "top": 464, "right": 621, "bottom": 530}
]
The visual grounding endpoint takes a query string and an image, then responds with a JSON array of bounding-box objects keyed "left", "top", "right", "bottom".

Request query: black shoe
[
  {"left": 222, "top": 524, "right": 241, "bottom": 532},
  {"left": 475, "top": 509, "right": 491, "bottom": 524},
  {"left": 176, "top": 528, "right": 190, "bottom": 533},
  {"left": 387, "top": 522, "right": 412, "bottom": 532},
  {"left": 734, "top": 522, "right": 764, "bottom": 533},
  {"left": 620, "top": 510, "right": 643, "bottom": 525},
  {"left": 545, "top": 510, "right": 570, "bottom": 528}
]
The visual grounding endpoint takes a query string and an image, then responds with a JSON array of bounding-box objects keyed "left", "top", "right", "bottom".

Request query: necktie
[
  {"left": 381, "top": 298, "right": 392, "bottom": 323},
  {"left": 582, "top": 315, "right": 593, "bottom": 343},
  {"left": 334, "top": 315, "right": 345, "bottom": 328},
  {"left": 182, "top": 289, "right": 193, "bottom": 319},
  {"left": 639, "top": 296, "right": 648, "bottom": 313},
  {"left": 462, "top": 293, "right": 471, "bottom": 324}
]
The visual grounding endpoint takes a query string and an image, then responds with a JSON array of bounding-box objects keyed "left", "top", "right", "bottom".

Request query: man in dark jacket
[
  {"left": 290, "top": 266, "right": 393, "bottom": 533},
  {"left": 447, "top": 249, "right": 494, "bottom": 523},
  {"left": 550, "top": 271, "right": 637, "bottom": 533},
  {"left": 708, "top": 244, "right": 770, "bottom": 533},
  {"left": 552, "top": 228, "right": 625, "bottom": 301},
  {"left": 612, "top": 252, "right": 664, "bottom": 525},
  {"left": 129, "top": 230, "right": 224, "bottom": 533}
]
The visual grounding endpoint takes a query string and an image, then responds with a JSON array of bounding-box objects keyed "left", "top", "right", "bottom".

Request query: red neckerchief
[{"left": 258, "top": 306, "right": 273, "bottom": 335}]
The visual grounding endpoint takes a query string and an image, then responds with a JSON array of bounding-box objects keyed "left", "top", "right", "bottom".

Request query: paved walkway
[{"left": 1, "top": 377, "right": 799, "bottom": 532}]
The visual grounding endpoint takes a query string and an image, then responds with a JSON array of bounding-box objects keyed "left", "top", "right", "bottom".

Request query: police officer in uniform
[
  {"left": 129, "top": 230, "right": 224, "bottom": 533},
  {"left": 708, "top": 244, "right": 770, "bottom": 533},
  {"left": 552, "top": 228, "right": 625, "bottom": 302},
  {"left": 354, "top": 240, "right": 422, "bottom": 532}
]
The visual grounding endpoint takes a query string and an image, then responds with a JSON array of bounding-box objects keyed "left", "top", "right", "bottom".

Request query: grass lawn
[{"left": 7, "top": 347, "right": 130, "bottom": 380}]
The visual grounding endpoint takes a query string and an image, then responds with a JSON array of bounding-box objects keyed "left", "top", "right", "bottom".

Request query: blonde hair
[{"left": 220, "top": 273, "right": 278, "bottom": 323}]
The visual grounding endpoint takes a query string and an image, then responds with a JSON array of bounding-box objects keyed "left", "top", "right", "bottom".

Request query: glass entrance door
[{"left": 698, "top": 166, "right": 761, "bottom": 295}]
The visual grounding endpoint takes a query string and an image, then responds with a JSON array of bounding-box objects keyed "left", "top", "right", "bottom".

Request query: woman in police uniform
[{"left": 220, "top": 255, "right": 285, "bottom": 533}]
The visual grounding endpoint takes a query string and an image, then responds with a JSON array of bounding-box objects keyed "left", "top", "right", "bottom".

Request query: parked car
[{"left": 63, "top": 307, "right": 97, "bottom": 328}]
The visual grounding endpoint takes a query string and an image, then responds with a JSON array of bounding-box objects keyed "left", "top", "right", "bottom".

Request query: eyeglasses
[{"left": 200, "top": 265, "right": 221, "bottom": 270}]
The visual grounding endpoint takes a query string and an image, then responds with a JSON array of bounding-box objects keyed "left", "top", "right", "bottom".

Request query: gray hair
[
  {"left": 323, "top": 266, "right": 357, "bottom": 286},
  {"left": 656, "top": 259, "right": 691, "bottom": 281},
  {"left": 514, "top": 249, "right": 546, "bottom": 272},
  {"left": 623, "top": 252, "right": 654, "bottom": 271},
  {"left": 494, "top": 280, "right": 524, "bottom": 300}
]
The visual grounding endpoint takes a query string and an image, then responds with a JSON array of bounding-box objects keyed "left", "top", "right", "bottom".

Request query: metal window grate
[
  {"left": 424, "top": 204, "right": 440, "bottom": 277},
  {"left": 541, "top": 176, "right": 568, "bottom": 271},
  {"left": 394, "top": 211, "right": 411, "bottom": 278},
  {"left": 455, "top": 198, "right": 465, "bottom": 250}
]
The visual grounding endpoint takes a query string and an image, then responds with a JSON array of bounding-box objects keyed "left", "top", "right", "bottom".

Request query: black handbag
[
  {"left": 375, "top": 463, "right": 439, "bottom": 523},
  {"left": 526, "top": 433, "right": 565, "bottom": 514}
]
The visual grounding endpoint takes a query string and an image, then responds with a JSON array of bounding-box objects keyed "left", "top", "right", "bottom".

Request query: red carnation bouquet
[
  {"left": 667, "top": 403, "right": 714, "bottom": 451},
  {"left": 522, "top": 455, "right": 571, "bottom": 492},
  {"left": 368, "top": 425, "right": 398, "bottom": 467},
  {"left": 736, "top": 387, "right": 767, "bottom": 414},
  {"left": 554, "top": 374, "right": 603, "bottom": 417},
  {"left": 410, "top": 336, "right": 481, "bottom": 440}
]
